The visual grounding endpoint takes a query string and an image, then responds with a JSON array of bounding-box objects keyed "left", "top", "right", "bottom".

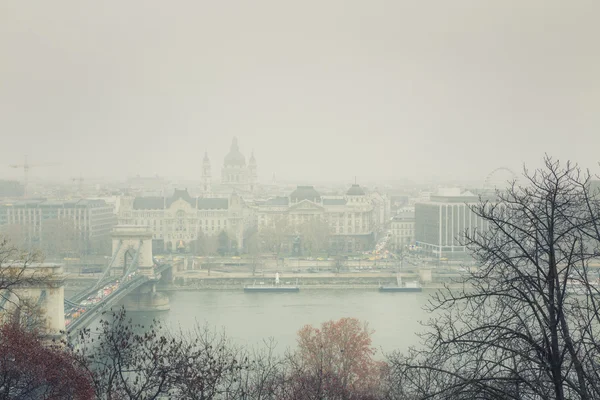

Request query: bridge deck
[{"left": 65, "top": 263, "right": 171, "bottom": 335}]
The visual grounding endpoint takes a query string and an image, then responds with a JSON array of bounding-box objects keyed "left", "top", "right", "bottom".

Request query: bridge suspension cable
[
  {"left": 64, "top": 298, "right": 82, "bottom": 309},
  {"left": 123, "top": 241, "right": 143, "bottom": 277},
  {"left": 94, "top": 240, "right": 123, "bottom": 289},
  {"left": 25, "top": 290, "right": 47, "bottom": 329},
  {"left": 0, "top": 290, "right": 9, "bottom": 310}
]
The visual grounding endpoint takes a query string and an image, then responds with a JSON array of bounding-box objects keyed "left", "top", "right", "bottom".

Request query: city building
[
  {"left": 255, "top": 184, "right": 386, "bottom": 253},
  {"left": 390, "top": 195, "right": 409, "bottom": 214},
  {"left": 415, "top": 188, "right": 492, "bottom": 259},
  {"left": 0, "top": 180, "right": 25, "bottom": 198},
  {"left": 369, "top": 191, "right": 390, "bottom": 229},
  {"left": 118, "top": 189, "right": 253, "bottom": 252},
  {"left": 202, "top": 137, "right": 258, "bottom": 195},
  {"left": 0, "top": 199, "right": 117, "bottom": 253},
  {"left": 201, "top": 152, "right": 211, "bottom": 193},
  {"left": 390, "top": 211, "right": 415, "bottom": 250}
]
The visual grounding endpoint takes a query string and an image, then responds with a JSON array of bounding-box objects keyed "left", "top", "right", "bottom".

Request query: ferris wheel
[{"left": 484, "top": 167, "right": 518, "bottom": 190}]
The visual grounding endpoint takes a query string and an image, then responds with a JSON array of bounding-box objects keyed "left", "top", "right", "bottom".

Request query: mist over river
[{"left": 107, "top": 289, "right": 436, "bottom": 356}]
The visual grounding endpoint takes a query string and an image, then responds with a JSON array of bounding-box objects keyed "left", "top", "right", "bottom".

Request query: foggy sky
[{"left": 1, "top": 0, "right": 598, "bottom": 184}]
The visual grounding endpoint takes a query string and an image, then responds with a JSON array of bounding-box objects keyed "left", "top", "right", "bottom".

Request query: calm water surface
[{"left": 125, "top": 289, "right": 436, "bottom": 355}]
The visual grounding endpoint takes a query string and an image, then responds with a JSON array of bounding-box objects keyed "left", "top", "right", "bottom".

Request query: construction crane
[{"left": 9, "top": 155, "right": 60, "bottom": 198}]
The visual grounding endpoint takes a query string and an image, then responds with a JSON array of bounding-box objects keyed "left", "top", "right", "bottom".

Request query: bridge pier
[
  {"left": 1, "top": 263, "right": 66, "bottom": 340},
  {"left": 122, "top": 281, "right": 170, "bottom": 312},
  {"left": 109, "top": 226, "right": 171, "bottom": 312}
]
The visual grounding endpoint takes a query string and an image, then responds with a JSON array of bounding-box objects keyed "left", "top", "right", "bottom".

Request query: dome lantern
[{"left": 224, "top": 137, "right": 246, "bottom": 166}]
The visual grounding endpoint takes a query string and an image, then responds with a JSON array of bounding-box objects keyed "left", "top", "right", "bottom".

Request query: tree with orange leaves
[
  {"left": 289, "top": 317, "right": 386, "bottom": 400},
  {"left": 0, "top": 323, "right": 94, "bottom": 399}
]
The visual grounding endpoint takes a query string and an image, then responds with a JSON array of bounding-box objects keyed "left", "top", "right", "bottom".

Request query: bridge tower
[
  {"left": 111, "top": 225, "right": 170, "bottom": 311},
  {"left": 111, "top": 225, "right": 154, "bottom": 277},
  {"left": 0, "top": 263, "right": 65, "bottom": 339}
]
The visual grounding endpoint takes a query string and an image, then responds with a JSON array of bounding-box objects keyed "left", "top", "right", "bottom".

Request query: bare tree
[
  {"left": 0, "top": 237, "right": 94, "bottom": 398},
  {"left": 0, "top": 224, "right": 29, "bottom": 249},
  {"left": 0, "top": 237, "right": 47, "bottom": 323},
  {"left": 389, "top": 157, "right": 600, "bottom": 400},
  {"left": 75, "top": 308, "right": 246, "bottom": 399},
  {"left": 191, "top": 229, "right": 209, "bottom": 256},
  {"left": 298, "top": 218, "right": 331, "bottom": 256},
  {"left": 245, "top": 233, "right": 263, "bottom": 276},
  {"left": 74, "top": 308, "right": 297, "bottom": 400},
  {"left": 0, "top": 323, "right": 94, "bottom": 399},
  {"left": 334, "top": 255, "right": 347, "bottom": 274},
  {"left": 40, "top": 218, "right": 81, "bottom": 259},
  {"left": 261, "top": 216, "right": 291, "bottom": 256},
  {"left": 217, "top": 230, "right": 231, "bottom": 256}
]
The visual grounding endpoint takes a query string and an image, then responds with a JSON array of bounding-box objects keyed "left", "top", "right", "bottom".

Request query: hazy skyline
[{"left": 1, "top": 0, "right": 599, "bottom": 184}]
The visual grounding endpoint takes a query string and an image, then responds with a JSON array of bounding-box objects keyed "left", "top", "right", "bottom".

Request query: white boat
[{"left": 244, "top": 274, "right": 300, "bottom": 293}]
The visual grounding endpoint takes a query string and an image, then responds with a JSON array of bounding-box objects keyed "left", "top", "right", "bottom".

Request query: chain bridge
[{"left": 63, "top": 226, "right": 172, "bottom": 337}]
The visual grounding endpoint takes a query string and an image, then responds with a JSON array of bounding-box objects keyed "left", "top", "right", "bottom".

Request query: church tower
[
  {"left": 221, "top": 137, "right": 248, "bottom": 190},
  {"left": 249, "top": 151, "right": 257, "bottom": 192},
  {"left": 202, "top": 151, "right": 211, "bottom": 193}
]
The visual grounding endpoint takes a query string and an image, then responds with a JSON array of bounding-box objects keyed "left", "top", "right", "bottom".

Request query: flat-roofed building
[
  {"left": 0, "top": 180, "right": 25, "bottom": 198},
  {"left": 415, "top": 188, "right": 492, "bottom": 259},
  {"left": 0, "top": 199, "right": 116, "bottom": 254}
]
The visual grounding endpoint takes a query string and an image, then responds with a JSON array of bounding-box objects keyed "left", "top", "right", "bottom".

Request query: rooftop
[
  {"left": 224, "top": 137, "right": 246, "bottom": 166},
  {"left": 346, "top": 184, "right": 366, "bottom": 196},
  {"left": 290, "top": 186, "right": 321, "bottom": 202},
  {"left": 264, "top": 196, "right": 290, "bottom": 206},
  {"left": 132, "top": 190, "right": 229, "bottom": 210},
  {"left": 197, "top": 198, "right": 228, "bottom": 210},
  {"left": 0, "top": 198, "right": 110, "bottom": 208},
  {"left": 323, "top": 198, "right": 347, "bottom": 206},
  {"left": 392, "top": 213, "right": 415, "bottom": 221}
]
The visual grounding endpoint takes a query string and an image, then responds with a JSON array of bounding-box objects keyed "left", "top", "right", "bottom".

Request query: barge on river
[{"left": 379, "top": 274, "right": 422, "bottom": 293}]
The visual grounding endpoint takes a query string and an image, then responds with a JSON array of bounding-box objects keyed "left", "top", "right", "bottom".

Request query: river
[{"left": 112, "top": 289, "right": 437, "bottom": 356}]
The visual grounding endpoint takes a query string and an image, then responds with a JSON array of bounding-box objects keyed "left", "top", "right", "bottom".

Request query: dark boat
[
  {"left": 379, "top": 274, "right": 423, "bottom": 293},
  {"left": 379, "top": 286, "right": 422, "bottom": 293},
  {"left": 244, "top": 286, "right": 300, "bottom": 293}
]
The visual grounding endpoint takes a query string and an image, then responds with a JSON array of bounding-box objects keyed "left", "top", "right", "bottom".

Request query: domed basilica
[{"left": 201, "top": 137, "right": 258, "bottom": 194}]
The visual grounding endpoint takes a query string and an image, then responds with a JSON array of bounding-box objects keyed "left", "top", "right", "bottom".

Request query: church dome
[
  {"left": 290, "top": 186, "right": 321, "bottom": 203},
  {"left": 224, "top": 137, "right": 246, "bottom": 166},
  {"left": 346, "top": 184, "right": 365, "bottom": 196}
]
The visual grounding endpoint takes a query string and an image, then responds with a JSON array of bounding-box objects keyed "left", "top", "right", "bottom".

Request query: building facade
[
  {"left": 415, "top": 188, "right": 491, "bottom": 259},
  {"left": 255, "top": 184, "right": 384, "bottom": 254},
  {"left": 0, "top": 180, "right": 25, "bottom": 198},
  {"left": 118, "top": 189, "right": 253, "bottom": 252},
  {"left": 0, "top": 199, "right": 117, "bottom": 253},
  {"left": 390, "top": 212, "right": 415, "bottom": 250},
  {"left": 202, "top": 137, "right": 258, "bottom": 195}
]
